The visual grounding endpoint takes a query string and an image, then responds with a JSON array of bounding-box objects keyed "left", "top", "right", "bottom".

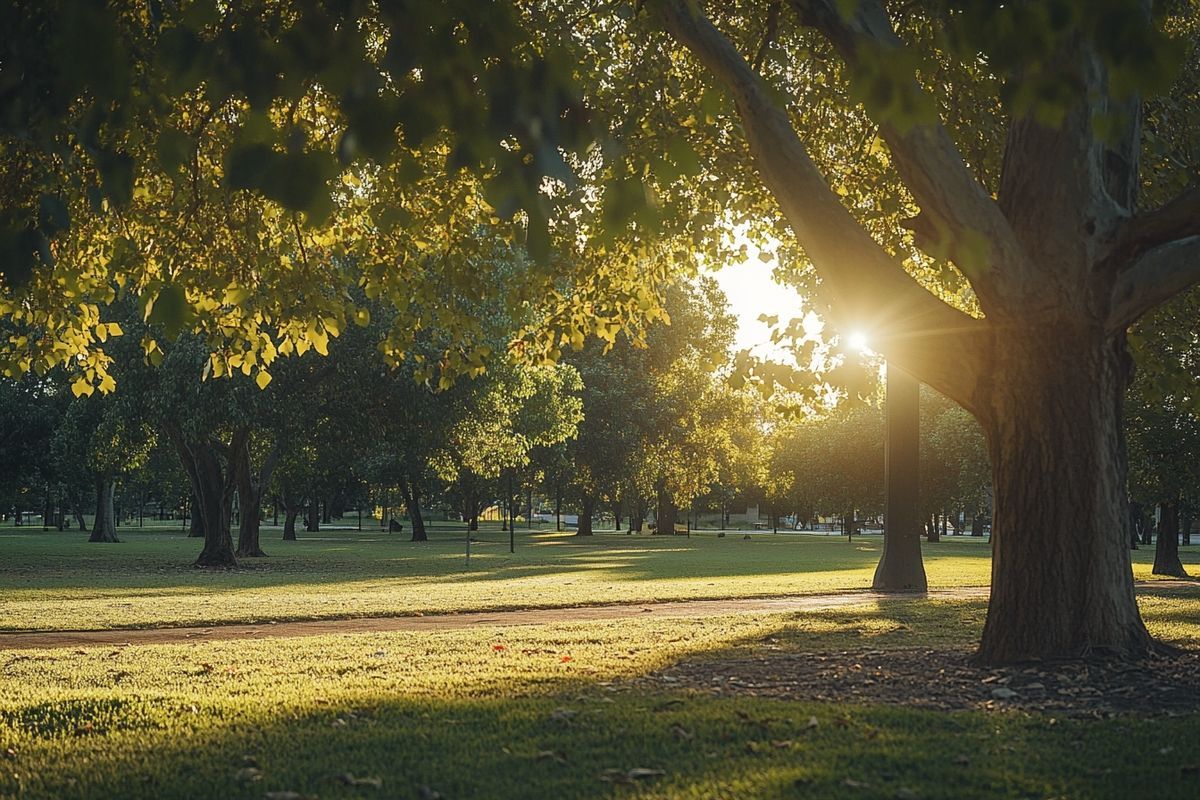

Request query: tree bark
[
  {"left": 631, "top": 495, "right": 645, "bottom": 533},
  {"left": 576, "top": 495, "right": 595, "bottom": 536},
  {"left": 170, "top": 426, "right": 239, "bottom": 568},
  {"left": 874, "top": 365, "right": 927, "bottom": 592},
  {"left": 976, "top": 332, "right": 1154, "bottom": 662},
  {"left": 283, "top": 503, "right": 299, "bottom": 541},
  {"left": 187, "top": 491, "right": 204, "bottom": 538},
  {"left": 235, "top": 441, "right": 278, "bottom": 558},
  {"left": 402, "top": 477, "right": 427, "bottom": 542},
  {"left": 554, "top": 479, "right": 562, "bottom": 531},
  {"left": 657, "top": 493, "right": 678, "bottom": 536},
  {"left": 88, "top": 477, "right": 119, "bottom": 543},
  {"left": 1152, "top": 499, "right": 1188, "bottom": 578},
  {"left": 305, "top": 497, "right": 320, "bottom": 532}
]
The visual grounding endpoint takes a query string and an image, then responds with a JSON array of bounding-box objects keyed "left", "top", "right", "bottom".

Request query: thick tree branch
[
  {"left": 657, "top": 0, "right": 984, "bottom": 408},
  {"left": 1102, "top": 186, "right": 1200, "bottom": 275},
  {"left": 1108, "top": 235, "right": 1200, "bottom": 332},
  {"left": 787, "top": 0, "right": 1029, "bottom": 310}
]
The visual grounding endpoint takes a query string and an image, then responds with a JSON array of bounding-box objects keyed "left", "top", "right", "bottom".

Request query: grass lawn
[
  {"left": 2, "top": 595, "right": 1199, "bottom": 799},
  {"left": 1, "top": 526, "right": 1196, "bottom": 632}
]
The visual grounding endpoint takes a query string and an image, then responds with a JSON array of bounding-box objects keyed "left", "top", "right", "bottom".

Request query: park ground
[{"left": 2, "top": 527, "right": 1199, "bottom": 798}]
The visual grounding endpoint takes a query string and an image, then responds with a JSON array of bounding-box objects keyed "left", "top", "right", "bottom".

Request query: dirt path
[{"left": 0, "top": 581, "right": 1192, "bottom": 651}]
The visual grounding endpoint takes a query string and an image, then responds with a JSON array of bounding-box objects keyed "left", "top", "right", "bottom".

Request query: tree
[
  {"left": 1127, "top": 288, "right": 1200, "bottom": 578},
  {"left": 4, "top": 0, "right": 1198, "bottom": 662},
  {"left": 641, "top": 0, "right": 1200, "bottom": 662},
  {"left": 919, "top": 386, "right": 991, "bottom": 540},
  {"left": 873, "top": 365, "right": 926, "bottom": 591}
]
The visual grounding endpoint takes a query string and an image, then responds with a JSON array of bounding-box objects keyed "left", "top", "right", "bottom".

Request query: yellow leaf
[
  {"left": 255, "top": 369, "right": 272, "bottom": 389},
  {"left": 71, "top": 377, "right": 93, "bottom": 397}
]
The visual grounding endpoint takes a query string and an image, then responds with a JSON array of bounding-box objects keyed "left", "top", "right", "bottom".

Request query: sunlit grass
[
  {"left": 1, "top": 594, "right": 1197, "bottom": 799},
  {"left": 2, "top": 527, "right": 1194, "bottom": 632}
]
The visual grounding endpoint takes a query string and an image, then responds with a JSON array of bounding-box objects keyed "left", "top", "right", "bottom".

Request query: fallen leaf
[{"left": 337, "top": 773, "right": 382, "bottom": 788}]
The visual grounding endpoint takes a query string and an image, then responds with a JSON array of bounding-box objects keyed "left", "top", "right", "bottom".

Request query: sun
[{"left": 847, "top": 331, "right": 870, "bottom": 353}]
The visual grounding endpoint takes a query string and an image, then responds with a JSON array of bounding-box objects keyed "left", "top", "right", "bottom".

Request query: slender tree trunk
[
  {"left": 283, "top": 504, "right": 299, "bottom": 541},
  {"left": 926, "top": 513, "right": 939, "bottom": 542},
  {"left": 1153, "top": 499, "right": 1188, "bottom": 578},
  {"left": 72, "top": 503, "right": 87, "bottom": 532},
  {"left": 971, "top": 512, "right": 984, "bottom": 537},
  {"left": 403, "top": 478, "right": 427, "bottom": 542},
  {"left": 631, "top": 496, "right": 645, "bottom": 533},
  {"left": 874, "top": 365, "right": 927, "bottom": 592},
  {"left": 577, "top": 495, "right": 595, "bottom": 536},
  {"left": 235, "top": 441, "right": 277, "bottom": 558},
  {"left": 977, "top": 332, "right": 1154, "bottom": 663},
  {"left": 1181, "top": 509, "right": 1192, "bottom": 547},
  {"left": 188, "top": 490, "right": 204, "bottom": 538},
  {"left": 306, "top": 498, "right": 320, "bottom": 532},
  {"left": 88, "top": 477, "right": 119, "bottom": 542},
  {"left": 612, "top": 500, "right": 621, "bottom": 531},
  {"left": 554, "top": 479, "right": 562, "bottom": 531}
]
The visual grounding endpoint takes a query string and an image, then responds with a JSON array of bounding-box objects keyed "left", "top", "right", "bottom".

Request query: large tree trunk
[
  {"left": 656, "top": 491, "right": 677, "bottom": 536},
  {"left": 402, "top": 478, "right": 427, "bottom": 542},
  {"left": 631, "top": 495, "right": 645, "bottom": 533},
  {"left": 88, "top": 477, "right": 119, "bottom": 543},
  {"left": 874, "top": 365, "right": 927, "bottom": 592},
  {"left": 1152, "top": 499, "right": 1188, "bottom": 578},
  {"left": 305, "top": 498, "right": 320, "bottom": 532},
  {"left": 977, "top": 332, "right": 1154, "bottom": 663},
  {"left": 576, "top": 495, "right": 595, "bottom": 536}
]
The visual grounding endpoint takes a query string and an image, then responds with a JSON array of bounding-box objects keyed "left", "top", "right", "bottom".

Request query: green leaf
[
  {"left": 144, "top": 284, "right": 194, "bottom": 339},
  {"left": 97, "top": 150, "right": 135, "bottom": 208},
  {"left": 156, "top": 128, "right": 193, "bottom": 174},
  {"left": 38, "top": 195, "right": 70, "bottom": 237}
]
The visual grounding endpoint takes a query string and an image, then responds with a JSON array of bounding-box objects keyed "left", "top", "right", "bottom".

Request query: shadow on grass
[
  {"left": 4, "top": 601, "right": 1199, "bottom": 800},
  {"left": 0, "top": 528, "right": 994, "bottom": 597}
]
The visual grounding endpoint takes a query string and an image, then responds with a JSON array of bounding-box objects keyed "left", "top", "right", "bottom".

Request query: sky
[{"left": 708, "top": 253, "right": 805, "bottom": 358}]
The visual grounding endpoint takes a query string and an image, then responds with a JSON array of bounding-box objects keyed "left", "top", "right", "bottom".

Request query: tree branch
[
  {"left": 786, "top": 0, "right": 1030, "bottom": 309},
  {"left": 656, "top": 0, "right": 985, "bottom": 409},
  {"left": 1102, "top": 186, "right": 1200, "bottom": 275},
  {"left": 1108, "top": 235, "right": 1200, "bottom": 331}
]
